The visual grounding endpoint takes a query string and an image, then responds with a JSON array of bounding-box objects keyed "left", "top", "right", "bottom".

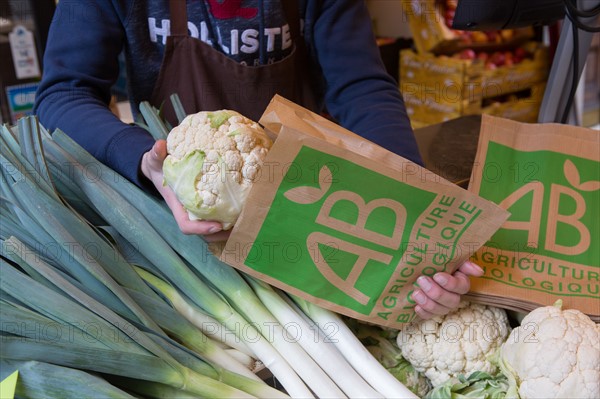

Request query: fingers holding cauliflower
[{"left": 162, "top": 110, "right": 272, "bottom": 230}]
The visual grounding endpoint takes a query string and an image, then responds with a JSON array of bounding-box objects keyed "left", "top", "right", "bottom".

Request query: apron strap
[
  {"left": 281, "top": 0, "right": 301, "bottom": 44},
  {"left": 170, "top": 0, "right": 189, "bottom": 36}
]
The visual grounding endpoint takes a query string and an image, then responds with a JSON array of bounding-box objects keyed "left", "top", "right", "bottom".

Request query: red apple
[
  {"left": 459, "top": 31, "right": 473, "bottom": 45},
  {"left": 489, "top": 51, "right": 506, "bottom": 66},
  {"left": 514, "top": 47, "right": 528, "bottom": 59},
  {"left": 485, "top": 31, "right": 501, "bottom": 43},
  {"left": 458, "top": 49, "right": 477, "bottom": 60}
]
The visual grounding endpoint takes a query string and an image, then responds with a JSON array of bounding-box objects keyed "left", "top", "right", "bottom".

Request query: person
[{"left": 34, "top": 0, "right": 484, "bottom": 319}]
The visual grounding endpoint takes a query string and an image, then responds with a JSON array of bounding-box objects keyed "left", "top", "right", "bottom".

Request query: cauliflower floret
[
  {"left": 397, "top": 301, "right": 511, "bottom": 387},
  {"left": 162, "top": 110, "right": 272, "bottom": 229},
  {"left": 499, "top": 301, "right": 600, "bottom": 399}
]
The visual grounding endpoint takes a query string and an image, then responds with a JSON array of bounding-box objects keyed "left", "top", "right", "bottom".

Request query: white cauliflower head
[
  {"left": 396, "top": 301, "right": 511, "bottom": 387},
  {"left": 499, "top": 301, "right": 600, "bottom": 399},
  {"left": 163, "top": 110, "right": 272, "bottom": 229}
]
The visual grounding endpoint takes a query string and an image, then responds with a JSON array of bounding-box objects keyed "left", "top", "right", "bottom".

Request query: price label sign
[{"left": 9, "top": 25, "right": 41, "bottom": 80}]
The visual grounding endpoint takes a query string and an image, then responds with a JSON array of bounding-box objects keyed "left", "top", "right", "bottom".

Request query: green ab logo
[
  {"left": 284, "top": 165, "right": 406, "bottom": 305},
  {"left": 498, "top": 160, "right": 599, "bottom": 256}
]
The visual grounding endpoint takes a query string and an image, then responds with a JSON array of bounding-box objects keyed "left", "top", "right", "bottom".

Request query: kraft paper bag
[
  {"left": 221, "top": 96, "right": 509, "bottom": 328},
  {"left": 467, "top": 115, "right": 600, "bottom": 321}
]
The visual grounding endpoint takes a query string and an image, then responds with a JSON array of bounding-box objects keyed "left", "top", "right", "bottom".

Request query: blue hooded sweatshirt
[{"left": 34, "top": 0, "right": 422, "bottom": 188}]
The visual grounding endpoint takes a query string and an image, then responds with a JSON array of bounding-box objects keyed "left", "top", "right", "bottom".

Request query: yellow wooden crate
[
  {"left": 481, "top": 45, "right": 549, "bottom": 98},
  {"left": 482, "top": 83, "right": 546, "bottom": 123},
  {"left": 402, "top": 91, "right": 479, "bottom": 121},
  {"left": 400, "top": 49, "right": 484, "bottom": 109},
  {"left": 400, "top": 43, "right": 548, "bottom": 102},
  {"left": 405, "top": 82, "right": 546, "bottom": 127}
]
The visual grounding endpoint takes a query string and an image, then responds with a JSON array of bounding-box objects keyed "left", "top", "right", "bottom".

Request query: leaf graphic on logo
[
  {"left": 579, "top": 181, "right": 600, "bottom": 192},
  {"left": 563, "top": 160, "right": 581, "bottom": 188},
  {"left": 284, "top": 165, "right": 332, "bottom": 205},
  {"left": 563, "top": 159, "right": 600, "bottom": 191}
]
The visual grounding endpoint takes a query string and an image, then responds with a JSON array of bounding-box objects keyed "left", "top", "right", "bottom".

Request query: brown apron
[{"left": 150, "top": 0, "right": 320, "bottom": 125}]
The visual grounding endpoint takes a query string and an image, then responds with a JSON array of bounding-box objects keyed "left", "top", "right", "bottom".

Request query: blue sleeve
[
  {"left": 312, "top": 0, "right": 423, "bottom": 165},
  {"left": 33, "top": 0, "right": 155, "bottom": 188}
]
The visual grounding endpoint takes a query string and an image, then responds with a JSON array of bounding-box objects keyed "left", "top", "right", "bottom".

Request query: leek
[
  {"left": 3, "top": 236, "right": 284, "bottom": 398},
  {"left": 143, "top": 331, "right": 288, "bottom": 399},
  {"left": 2, "top": 119, "right": 277, "bottom": 397},
  {"left": 2, "top": 336, "right": 253, "bottom": 399},
  {"left": 1, "top": 180, "right": 160, "bottom": 329},
  {"left": 45, "top": 132, "right": 317, "bottom": 398},
  {"left": 225, "top": 349, "right": 256, "bottom": 370},
  {"left": 123, "top": 286, "right": 260, "bottom": 380},
  {"left": 108, "top": 376, "right": 201, "bottom": 399},
  {"left": 134, "top": 266, "right": 255, "bottom": 357},
  {"left": 139, "top": 101, "right": 169, "bottom": 140},
  {"left": 0, "top": 212, "right": 136, "bottom": 318},
  {"left": 47, "top": 129, "right": 345, "bottom": 399},
  {"left": 3, "top": 247, "right": 283, "bottom": 398},
  {"left": 170, "top": 94, "right": 187, "bottom": 124},
  {"left": 346, "top": 319, "right": 431, "bottom": 396},
  {"left": 1, "top": 125, "right": 163, "bottom": 332},
  {"left": 0, "top": 258, "right": 255, "bottom": 398},
  {"left": 293, "top": 296, "right": 420, "bottom": 399}
]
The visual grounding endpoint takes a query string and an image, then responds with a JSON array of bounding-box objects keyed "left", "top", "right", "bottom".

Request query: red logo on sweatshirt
[{"left": 206, "top": 0, "right": 258, "bottom": 20}]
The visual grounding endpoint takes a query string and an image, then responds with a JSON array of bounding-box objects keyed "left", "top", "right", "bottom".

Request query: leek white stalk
[
  {"left": 224, "top": 349, "right": 256, "bottom": 370},
  {"left": 293, "top": 296, "right": 419, "bottom": 399},
  {"left": 248, "top": 277, "right": 383, "bottom": 398}
]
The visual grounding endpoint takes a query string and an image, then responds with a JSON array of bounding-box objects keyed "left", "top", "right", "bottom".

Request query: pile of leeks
[{"left": 0, "top": 113, "right": 419, "bottom": 399}]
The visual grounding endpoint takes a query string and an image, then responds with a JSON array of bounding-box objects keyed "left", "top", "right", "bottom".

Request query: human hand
[
  {"left": 140, "top": 140, "right": 230, "bottom": 242},
  {"left": 411, "top": 261, "right": 484, "bottom": 320}
]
